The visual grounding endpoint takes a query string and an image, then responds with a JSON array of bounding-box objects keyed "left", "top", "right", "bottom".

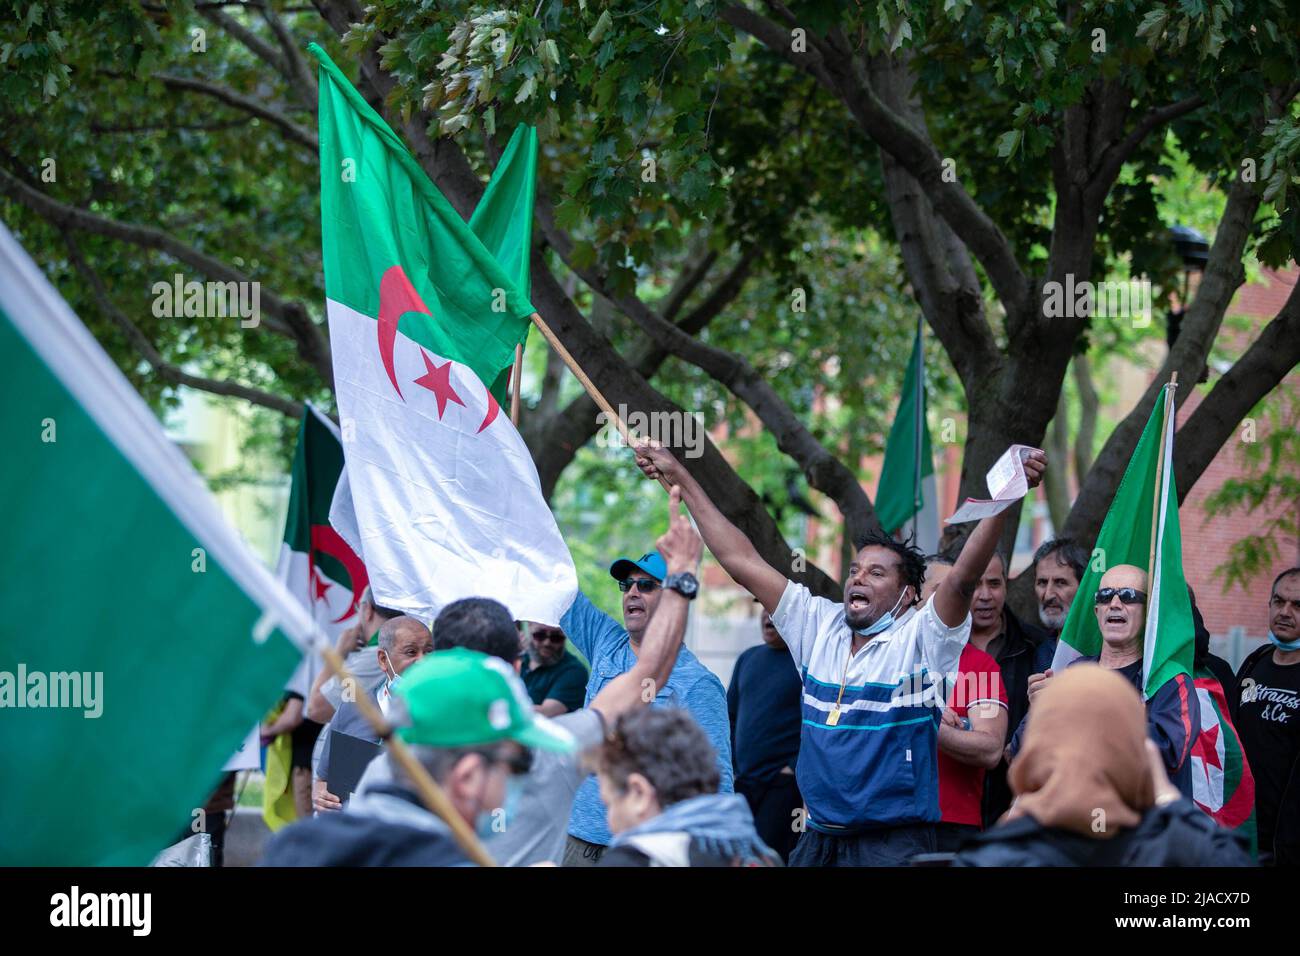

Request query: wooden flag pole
[
  {"left": 1146, "top": 372, "right": 1178, "bottom": 593},
  {"left": 527, "top": 311, "right": 671, "bottom": 491},
  {"left": 317, "top": 643, "right": 497, "bottom": 867},
  {"left": 509, "top": 343, "right": 523, "bottom": 427}
]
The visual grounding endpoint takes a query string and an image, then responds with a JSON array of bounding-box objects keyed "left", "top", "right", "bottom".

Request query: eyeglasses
[
  {"left": 1094, "top": 587, "right": 1147, "bottom": 606},
  {"left": 532, "top": 630, "right": 566, "bottom": 643},
  {"left": 618, "top": 578, "right": 661, "bottom": 594}
]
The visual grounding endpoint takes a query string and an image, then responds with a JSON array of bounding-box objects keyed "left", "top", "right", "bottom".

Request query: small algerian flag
[
  {"left": 1191, "top": 668, "right": 1256, "bottom": 851},
  {"left": 276, "top": 403, "right": 368, "bottom": 638},
  {"left": 1052, "top": 381, "right": 1194, "bottom": 698},
  {"left": 311, "top": 44, "right": 577, "bottom": 625},
  {"left": 268, "top": 403, "right": 368, "bottom": 830},
  {"left": 876, "top": 319, "right": 939, "bottom": 553},
  {"left": 0, "top": 221, "right": 314, "bottom": 865}
]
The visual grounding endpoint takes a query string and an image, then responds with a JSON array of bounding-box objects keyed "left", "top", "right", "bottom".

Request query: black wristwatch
[{"left": 662, "top": 572, "right": 699, "bottom": 600}]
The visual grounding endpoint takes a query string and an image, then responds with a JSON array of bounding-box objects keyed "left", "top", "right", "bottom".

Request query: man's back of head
[{"left": 433, "top": 597, "right": 520, "bottom": 665}]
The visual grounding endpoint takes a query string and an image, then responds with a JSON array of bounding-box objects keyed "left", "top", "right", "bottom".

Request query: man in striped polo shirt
[{"left": 634, "top": 442, "right": 1047, "bottom": 866}]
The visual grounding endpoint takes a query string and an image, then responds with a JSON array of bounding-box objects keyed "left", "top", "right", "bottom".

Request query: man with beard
[
  {"left": 1032, "top": 538, "right": 1087, "bottom": 636},
  {"left": 634, "top": 440, "right": 1047, "bottom": 866}
]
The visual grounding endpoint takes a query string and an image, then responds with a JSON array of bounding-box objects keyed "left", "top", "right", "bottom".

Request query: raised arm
[
  {"left": 590, "top": 486, "right": 702, "bottom": 718},
  {"left": 933, "top": 450, "right": 1047, "bottom": 628},
  {"left": 634, "top": 442, "right": 787, "bottom": 614}
]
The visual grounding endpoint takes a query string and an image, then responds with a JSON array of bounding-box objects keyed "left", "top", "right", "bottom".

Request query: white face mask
[{"left": 377, "top": 655, "right": 400, "bottom": 717}]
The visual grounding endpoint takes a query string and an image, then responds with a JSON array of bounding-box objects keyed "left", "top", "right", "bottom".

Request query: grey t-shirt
[{"left": 484, "top": 708, "right": 605, "bottom": 866}]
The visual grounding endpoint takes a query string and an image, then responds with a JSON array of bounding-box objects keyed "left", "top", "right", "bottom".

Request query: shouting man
[{"left": 635, "top": 441, "right": 1046, "bottom": 866}]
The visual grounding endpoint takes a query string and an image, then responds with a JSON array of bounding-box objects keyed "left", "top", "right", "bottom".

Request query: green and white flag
[
  {"left": 876, "top": 319, "right": 939, "bottom": 553},
  {"left": 1052, "top": 382, "right": 1194, "bottom": 698},
  {"left": 278, "top": 403, "right": 368, "bottom": 696},
  {"left": 278, "top": 404, "right": 367, "bottom": 631},
  {"left": 310, "top": 45, "right": 576, "bottom": 626},
  {"left": 0, "top": 221, "right": 314, "bottom": 865}
]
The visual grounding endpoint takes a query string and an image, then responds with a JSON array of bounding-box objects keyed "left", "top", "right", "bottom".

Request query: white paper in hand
[{"left": 946, "top": 444, "right": 1042, "bottom": 524}]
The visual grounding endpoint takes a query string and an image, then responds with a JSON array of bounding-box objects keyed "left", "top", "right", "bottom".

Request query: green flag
[
  {"left": 1052, "top": 382, "right": 1194, "bottom": 698},
  {"left": 470, "top": 123, "right": 537, "bottom": 402},
  {"left": 309, "top": 43, "right": 577, "bottom": 626},
  {"left": 309, "top": 42, "right": 535, "bottom": 405},
  {"left": 876, "top": 320, "right": 937, "bottom": 549},
  {"left": 0, "top": 221, "right": 313, "bottom": 865}
]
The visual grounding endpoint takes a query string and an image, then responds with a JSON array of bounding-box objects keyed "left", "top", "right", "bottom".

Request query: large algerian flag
[
  {"left": 1052, "top": 381, "right": 1194, "bottom": 698},
  {"left": 0, "top": 221, "right": 314, "bottom": 865},
  {"left": 876, "top": 319, "right": 939, "bottom": 553},
  {"left": 311, "top": 44, "right": 576, "bottom": 625},
  {"left": 1190, "top": 667, "right": 1257, "bottom": 852}
]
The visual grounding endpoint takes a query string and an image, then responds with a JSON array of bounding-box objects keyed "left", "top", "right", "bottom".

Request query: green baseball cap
[{"left": 391, "top": 647, "right": 576, "bottom": 754}]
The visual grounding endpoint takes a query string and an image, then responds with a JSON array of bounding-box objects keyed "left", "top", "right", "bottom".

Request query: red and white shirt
[{"left": 938, "top": 644, "right": 1008, "bottom": 827}]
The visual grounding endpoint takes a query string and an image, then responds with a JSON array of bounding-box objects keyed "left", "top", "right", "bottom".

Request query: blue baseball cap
[{"left": 609, "top": 550, "right": 667, "bottom": 582}]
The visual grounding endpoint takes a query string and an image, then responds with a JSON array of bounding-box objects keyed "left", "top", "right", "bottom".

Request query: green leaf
[
  {"left": 995, "top": 129, "right": 1021, "bottom": 160},
  {"left": 588, "top": 10, "right": 612, "bottom": 45},
  {"left": 1135, "top": 9, "right": 1169, "bottom": 47}
]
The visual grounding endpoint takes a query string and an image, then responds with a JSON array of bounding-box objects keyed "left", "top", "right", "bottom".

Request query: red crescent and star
[
  {"left": 309, "top": 524, "right": 370, "bottom": 623},
  {"left": 377, "top": 264, "right": 501, "bottom": 433}
]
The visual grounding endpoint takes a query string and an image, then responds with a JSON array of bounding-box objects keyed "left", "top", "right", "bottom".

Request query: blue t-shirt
[
  {"left": 561, "top": 592, "right": 733, "bottom": 846},
  {"left": 727, "top": 643, "right": 802, "bottom": 788}
]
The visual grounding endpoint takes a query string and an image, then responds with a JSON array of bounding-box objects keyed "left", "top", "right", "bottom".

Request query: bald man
[
  {"left": 313, "top": 615, "right": 433, "bottom": 811},
  {"left": 1010, "top": 564, "right": 1199, "bottom": 798}
]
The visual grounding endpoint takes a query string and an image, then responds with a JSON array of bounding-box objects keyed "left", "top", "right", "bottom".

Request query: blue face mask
[
  {"left": 853, "top": 589, "right": 909, "bottom": 638},
  {"left": 476, "top": 774, "right": 525, "bottom": 839},
  {"left": 1268, "top": 631, "right": 1300, "bottom": 652}
]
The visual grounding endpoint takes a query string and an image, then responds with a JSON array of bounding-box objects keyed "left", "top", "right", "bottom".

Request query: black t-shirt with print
[{"left": 1235, "top": 651, "right": 1300, "bottom": 852}]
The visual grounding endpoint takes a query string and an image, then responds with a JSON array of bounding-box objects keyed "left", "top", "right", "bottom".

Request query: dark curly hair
[
  {"left": 851, "top": 529, "right": 927, "bottom": 606},
  {"left": 595, "top": 708, "right": 719, "bottom": 808}
]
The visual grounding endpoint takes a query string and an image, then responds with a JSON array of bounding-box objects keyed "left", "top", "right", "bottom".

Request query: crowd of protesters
[{"left": 243, "top": 447, "right": 1297, "bottom": 867}]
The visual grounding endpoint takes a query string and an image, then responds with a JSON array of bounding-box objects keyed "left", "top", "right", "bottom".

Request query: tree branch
[
  {"left": 1087, "top": 94, "right": 1206, "bottom": 207},
  {"left": 0, "top": 165, "right": 333, "bottom": 383},
  {"left": 1175, "top": 275, "right": 1300, "bottom": 500},
  {"left": 260, "top": 3, "right": 319, "bottom": 105},
  {"left": 63, "top": 232, "right": 304, "bottom": 418},
  {"left": 720, "top": 6, "right": 1031, "bottom": 319},
  {"left": 155, "top": 73, "right": 319, "bottom": 150},
  {"left": 198, "top": 5, "right": 289, "bottom": 79},
  {"left": 1065, "top": 171, "right": 1263, "bottom": 545}
]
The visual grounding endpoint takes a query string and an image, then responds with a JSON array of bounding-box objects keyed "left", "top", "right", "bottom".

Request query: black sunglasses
[
  {"left": 618, "top": 578, "right": 661, "bottom": 594},
  {"left": 532, "top": 629, "right": 566, "bottom": 643},
  {"left": 1094, "top": 587, "right": 1147, "bottom": 606}
]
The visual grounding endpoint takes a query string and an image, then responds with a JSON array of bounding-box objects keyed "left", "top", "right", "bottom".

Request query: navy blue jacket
[{"left": 1009, "top": 655, "right": 1199, "bottom": 799}]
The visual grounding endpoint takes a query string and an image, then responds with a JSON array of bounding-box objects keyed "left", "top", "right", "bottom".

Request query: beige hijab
[{"left": 1005, "top": 664, "right": 1155, "bottom": 839}]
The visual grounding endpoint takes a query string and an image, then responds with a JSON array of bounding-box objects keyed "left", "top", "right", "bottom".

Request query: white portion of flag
[
  {"left": 1191, "top": 686, "right": 1225, "bottom": 813},
  {"left": 0, "top": 222, "right": 315, "bottom": 653},
  {"left": 911, "top": 472, "right": 940, "bottom": 555},
  {"left": 329, "top": 464, "right": 364, "bottom": 561},
  {"left": 1142, "top": 387, "right": 1174, "bottom": 694},
  {"left": 327, "top": 299, "right": 578, "bottom": 626}
]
